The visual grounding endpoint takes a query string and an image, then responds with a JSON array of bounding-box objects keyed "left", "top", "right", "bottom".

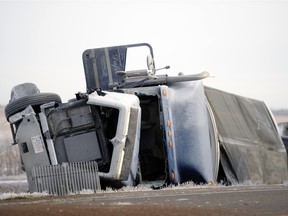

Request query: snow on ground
[
  {"left": 1, "top": 176, "right": 287, "bottom": 201},
  {"left": 0, "top": 174, "right": 28, "bottom": 195},
  {"left": 0, "top": 192, "right": 50, "bottom": 201}
]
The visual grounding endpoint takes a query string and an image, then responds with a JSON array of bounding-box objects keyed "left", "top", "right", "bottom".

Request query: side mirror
[{"left": 147, "top": 55, "right": 155, "bottom": 74}]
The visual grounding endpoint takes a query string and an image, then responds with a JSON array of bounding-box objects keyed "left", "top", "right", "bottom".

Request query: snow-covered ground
[
  {"left": 1, "top": 174, "right": 287, "bottom": 201},
  {"left": 0, "top": 174, "right": 28, "bottom": 195}
]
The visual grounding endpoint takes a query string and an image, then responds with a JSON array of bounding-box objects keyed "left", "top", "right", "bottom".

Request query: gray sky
[{"left": 1, "top": 0, "right": 288, "bottom": 109}]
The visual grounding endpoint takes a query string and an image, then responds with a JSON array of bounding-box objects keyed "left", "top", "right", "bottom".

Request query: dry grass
[{"left": 0, "top": 106, "right": 22, "bottom": 176}]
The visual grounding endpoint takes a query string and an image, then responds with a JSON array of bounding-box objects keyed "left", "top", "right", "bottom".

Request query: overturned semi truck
[{"left": 5, "top": 43, "right": 288, "bottom": 195}]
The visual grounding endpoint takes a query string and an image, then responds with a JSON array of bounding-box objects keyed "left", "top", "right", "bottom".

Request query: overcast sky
[{"left": 1, "top": 0, "right": 287, "bottom": 109}]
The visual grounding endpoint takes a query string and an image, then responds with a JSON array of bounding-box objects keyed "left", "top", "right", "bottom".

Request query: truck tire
[{"left": 5, "top": 93, "right": 62, "bottom": 120}]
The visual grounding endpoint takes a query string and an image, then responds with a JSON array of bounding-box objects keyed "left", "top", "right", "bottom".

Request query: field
[{"left": 0, "top": 106, "right": 22, "bottom": 176}]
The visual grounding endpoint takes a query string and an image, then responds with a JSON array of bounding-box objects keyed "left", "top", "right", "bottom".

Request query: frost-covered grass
[
  {"left": 0, "top": 173, "right": 26, "bottom": 181},
  {"left": 0, "top": 179, "right": 28, "bottom": 195},
  {"left": 1, "top": 178, "right": 287, "bottom": 201},
  {"left": 0, "top": 192, "right": 50, "bottom": 201},
  {"left": 0, "top": 106, "right": 22, "bottom": 176}
]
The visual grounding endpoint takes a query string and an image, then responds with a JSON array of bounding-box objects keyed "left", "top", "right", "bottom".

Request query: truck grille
[{"left": 32, "top": 161, "right": 101, "bottom": 196}]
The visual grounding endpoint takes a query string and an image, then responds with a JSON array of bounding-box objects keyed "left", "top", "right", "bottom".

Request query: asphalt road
[{"left": 0, "top": 184, "right": 287, "bottom": 216}]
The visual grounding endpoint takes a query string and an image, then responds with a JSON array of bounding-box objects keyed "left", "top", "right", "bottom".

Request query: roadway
[{"left": 0, "top": 184, "right": 287, "bottom": 216}]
